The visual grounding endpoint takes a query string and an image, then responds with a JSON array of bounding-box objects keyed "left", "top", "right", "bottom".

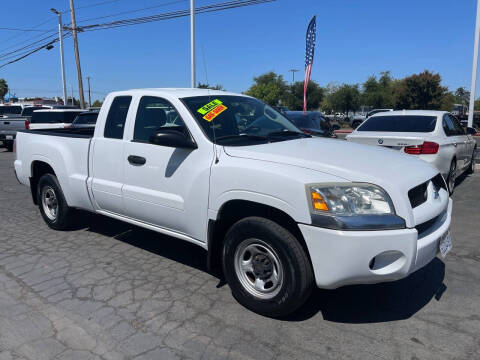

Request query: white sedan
[{"left": 346, "top": 110, "right": 477, "bottom": 193}]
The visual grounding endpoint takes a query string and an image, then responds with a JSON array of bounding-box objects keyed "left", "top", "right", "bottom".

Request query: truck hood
[{"left": 224, "top": 138, "right": 438, "bottom": 191}]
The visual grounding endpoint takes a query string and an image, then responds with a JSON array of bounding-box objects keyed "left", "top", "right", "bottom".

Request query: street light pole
[
  {"left": 87, "top": 76, "right": 91, "bottom": 108},
  {"left": 190, "top": 0, "right": 196, "bottom": 88},
  {"left": 51, "top": 8, "right": 67, "bottom": 106},
  {"left": 289, "top": 69, "right": 299, "bottom": 84},
  {"left": 69, "top": 0, "right": 86, "bottom": 109},
  {"left": 468, "top": 0, "right": 480, "bottom": 128}
]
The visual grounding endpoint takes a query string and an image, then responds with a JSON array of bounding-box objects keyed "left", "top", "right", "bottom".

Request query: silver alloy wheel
[
  {"left": 448, "top": 161, "right": 456, "bottom": 192},
  {"left": 41, "top": 186, "right": 58, "bottom": 221},
  {"left": 234, "top": 239, "right": 283, "bottom": 299}
]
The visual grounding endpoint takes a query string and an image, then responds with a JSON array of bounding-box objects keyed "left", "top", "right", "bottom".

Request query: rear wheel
[
  {"left": 467, "top": 148, "right": 477, "bottom": 174},
  {"left": 446, "top": 160, "right": 456, "bottom": 195},
  {"left": 5, "top": 140, "right": 13, "bottom": 152},
  {"left": 222, "top": 217, "right": 313, "bottom": 318},
  {"left": 37, "top": 174, "right": 74, "bottom": 230}
]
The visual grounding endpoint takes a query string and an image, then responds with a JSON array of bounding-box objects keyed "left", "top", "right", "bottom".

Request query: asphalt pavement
[{"left": 0, "top": 149, "right": 479, "bottom": 360}]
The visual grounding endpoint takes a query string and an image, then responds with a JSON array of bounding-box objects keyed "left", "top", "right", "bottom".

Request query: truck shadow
[{"left": 77, "top": 211, "right": 446, "bottom": 324}]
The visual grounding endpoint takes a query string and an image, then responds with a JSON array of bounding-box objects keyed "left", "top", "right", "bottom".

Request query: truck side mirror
[
  {"left": 466, "top": 127, "right": 478, "bottom": 135},
  {"left": 149, "top": 128, "right": 197, "bottom": 149}
]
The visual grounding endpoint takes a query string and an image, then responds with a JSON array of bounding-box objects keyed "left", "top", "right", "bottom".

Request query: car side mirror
[
  {"left": 466, "top": 127, "right": 478, "bottom": 135},
  {"left": 149, "top": 129, "right": 197, "bottom": 149}
]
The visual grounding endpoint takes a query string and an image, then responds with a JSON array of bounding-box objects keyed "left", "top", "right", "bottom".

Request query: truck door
[
  {"left": 91, "top": 96, "right": 132, "bottom": 214},
  {"left": 122, "top": 95, "right": 212, "bottom": 241}
]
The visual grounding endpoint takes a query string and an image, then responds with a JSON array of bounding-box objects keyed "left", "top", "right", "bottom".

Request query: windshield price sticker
[
  {"left": 203, "top": 104, "right": 227, "bottom": 122},
  {"left": 197, "top": 99, "right": 223, "bottom": 115}
]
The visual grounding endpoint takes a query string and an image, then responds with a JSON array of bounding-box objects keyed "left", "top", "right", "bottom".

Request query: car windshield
[
  {"left": 357, "top": 115, "right": 437, "bottom": 132},
  {"left": 182, "top": 95, "right": 304, "bottom": 145},
  {"left": 73, "top": 112, "right": 99, "bottom": 125},
  {"left": 0, "top": 106, "right": 22, "bottom": 115},
  {"left": 286, "top": 112, "right": 330, "bottom": 133}
]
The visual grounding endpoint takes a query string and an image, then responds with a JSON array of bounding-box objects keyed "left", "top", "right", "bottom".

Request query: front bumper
[{"left": 300, "top": 198, "right": 452, "bottom": 289}]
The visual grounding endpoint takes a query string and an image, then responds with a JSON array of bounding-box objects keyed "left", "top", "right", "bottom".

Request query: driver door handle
[{"left": 127, "top": 155, "right": 146, "bottom": 166}]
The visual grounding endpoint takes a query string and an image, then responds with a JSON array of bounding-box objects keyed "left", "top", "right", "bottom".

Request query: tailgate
[
  {"left": 0, "top": 119, "right": 25, "bottom": 133},
  {"left": 347, "top": 132, "right": 427, "bottom": 151}
]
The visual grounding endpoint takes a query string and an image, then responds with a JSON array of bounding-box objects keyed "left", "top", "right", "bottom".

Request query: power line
[
  {"left": 0, "top": 33, "right": 60, "bottom": 60},
  {"left": 0, "top": 0, "right": 274, "bottom": 70},
  {"left": 0, "top": 27, "right": 52, "bottom": 32}
]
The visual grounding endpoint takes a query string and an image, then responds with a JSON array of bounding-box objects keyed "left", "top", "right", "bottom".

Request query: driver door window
[{"left": 133, "top": 96, "right": 188, "bottom": 142}]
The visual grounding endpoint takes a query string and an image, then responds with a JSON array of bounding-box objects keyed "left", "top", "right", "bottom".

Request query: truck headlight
[{"left": 309, "top": 183, "right": 395, "bottom": 216}]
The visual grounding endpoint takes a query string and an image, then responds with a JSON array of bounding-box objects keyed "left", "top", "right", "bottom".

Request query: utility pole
[
  {"left": 289, "top": 69, "right": 299, "bottom": 84},
  {"left": 51, "top": 8, "right": 67, "bottom": 106},
  {"left": 69, "top": 0, "right": 86, "bottom": 109},
  {"left": 468, "top": 0, "right": 480, "bottom": 128},
  {"left": 87, "top": 76, "right": 91, "bottom": 108},
  {"left": 190, "top": 0, "right": 196, "bottom": 88}
]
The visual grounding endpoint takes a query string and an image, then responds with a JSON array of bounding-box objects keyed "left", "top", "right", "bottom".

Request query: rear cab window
[
  {"left": 30, "top": 111, "right": 84, "bottom": 124},
  {"left": 358, "top": 115, "right": 437, "bottom": 132},
  {"left": 104, "top": 96, "right": 132, "bottom": 139},
  {"left": 0, "top": 106, "right": 22, "bottom": 115}
]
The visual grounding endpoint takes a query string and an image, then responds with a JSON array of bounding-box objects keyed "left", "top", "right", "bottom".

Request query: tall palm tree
[{"left": 0, "top": 79, "right": 8, "bottom": 104}]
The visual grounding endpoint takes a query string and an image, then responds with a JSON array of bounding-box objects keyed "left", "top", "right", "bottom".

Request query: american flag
[{"left": 303, "top": 16, "right": 316, "bottom": 112}]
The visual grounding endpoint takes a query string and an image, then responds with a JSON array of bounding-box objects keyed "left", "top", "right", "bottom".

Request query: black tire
[
  {"left": 467, "top": 148, "right": 477, "bottom": 174},
  {"left": 222, "top": 217, "right": 314, "bottom": 318},
  {"left": 5, "top": 140, "right": 13, "bottom": 152},
  {"left": 446, "top": 160, "right": 456, "bottom": 195},
  {"left": 37, "top": 173, "right": 74, "bottom": 230},
  {"left": 352, "top": 120, "right": 362, "bottom": 129}
]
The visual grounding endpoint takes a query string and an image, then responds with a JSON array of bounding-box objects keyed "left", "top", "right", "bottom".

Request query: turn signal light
[
  {"left": 311, "top": 191, "right": 329, "bottom": 211},
  {"left": 404, "top": 141, "right": 439, "bottom": 155}
]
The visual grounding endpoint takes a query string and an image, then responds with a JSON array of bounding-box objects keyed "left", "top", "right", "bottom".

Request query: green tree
[
  {"left": 362, "top": 71, "right": 396, "bottom": 108},
  {"left": 282, "top": 80, "right": 324, "bottom": 110},
  {"left": 245, "top": 72, "right": 287, "bottom": 106},
  {"left": 197, "top": 82, "right": 224, "bottom": 90},
  {"left": 91, "top": 100, "right": 103, "bottom": 107},
  {"left": 395, "top": 71, "right": 448, "bottom": 110},
  {"left": 454, "top": 87, "right": 470, "bottom": 105},
  {"left": 327, "top": 84, "right": 361, "bottom": 114},
  {"left": 0, "top": 79, "right": 8, "bottom": 103}
]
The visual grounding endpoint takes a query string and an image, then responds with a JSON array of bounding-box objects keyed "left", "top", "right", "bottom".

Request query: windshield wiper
[
  {"left": 215, "top": 134, "right": 268, "bottom": 142},
  {"left": 267, "top": 130, "right": 311, "bottom": 138}
]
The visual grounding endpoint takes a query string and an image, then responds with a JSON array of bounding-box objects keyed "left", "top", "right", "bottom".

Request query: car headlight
[{"left": 309, "top": 183, "right": 395, "bottom": 216}]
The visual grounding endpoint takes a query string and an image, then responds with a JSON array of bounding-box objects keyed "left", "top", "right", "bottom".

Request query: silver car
[{"left": 346, "top": 110, "right": 477, "bottom": 193}]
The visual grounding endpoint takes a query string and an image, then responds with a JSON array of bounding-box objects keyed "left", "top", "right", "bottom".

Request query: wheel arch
[
  {"left": 29, "top": 160, "right": 57, "bottom": 205},
  {"left": 207, "top": 199, "right": 312, "bottom": 273}
]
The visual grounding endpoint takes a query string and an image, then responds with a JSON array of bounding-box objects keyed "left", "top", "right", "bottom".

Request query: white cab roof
[
  {"left": 33, "top": 109, "right": 85, "bottom": 113},
  {"left": 108, "top": 88, "right": 246, "bottom": 99}
]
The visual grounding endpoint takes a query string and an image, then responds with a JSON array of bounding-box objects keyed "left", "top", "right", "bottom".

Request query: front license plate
[
  {"left": 439, "top": 230, "right": 452, "bottom": 258},
  {"left": 5, "top": 135, "right": 13, "bottom": 140}
]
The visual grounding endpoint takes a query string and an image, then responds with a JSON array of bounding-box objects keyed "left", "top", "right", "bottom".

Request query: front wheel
[
  {"left": 37, "top": 174, "right": 74, "bottom": 230},
  {"left": 222, "top": 217, "right": 313, "bottom": 318}
]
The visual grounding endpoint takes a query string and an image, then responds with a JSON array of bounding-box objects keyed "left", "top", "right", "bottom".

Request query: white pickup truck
[{"left": 14, "top": 88, "right": 452, "bottom": 317}]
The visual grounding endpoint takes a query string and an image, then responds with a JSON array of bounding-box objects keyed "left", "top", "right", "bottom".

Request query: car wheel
[
  {"left": 222, "top": 217, "right": 314, "bottom": 318},
  {"left": 37, "top": 174, "right": 74, "bottom": 230},
  {"left": 467, "top": 148, "right": 477, "bottom": 174},
  {"left": 446, "top": 160, "right": 456, "bottom": 195},
  {"left": 5, "top": 140, "right": 13, "bottom": 152},
  {"left": 352, "top": 120, "right": 362, "bottom": 129}
]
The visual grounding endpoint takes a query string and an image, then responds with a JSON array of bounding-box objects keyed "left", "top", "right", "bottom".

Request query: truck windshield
[
  {"left": 358, "top": 115, "right": 437, "bottom": 132},
  {"left": 182, "top": 95, "right": 304, "bottom": 145},
  {"left": 0, "top": 106, "right": 22, "bottom": 115},
  {"left": 31, "top": 111, "right": 83, "bottom": 124},
  {"left": 73, "top": 112, "right": 99, "bottom": 125}
]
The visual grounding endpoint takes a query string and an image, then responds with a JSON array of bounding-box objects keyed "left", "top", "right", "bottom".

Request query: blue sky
[{"left": 0, "top": 0, "right": 478, "bottom": 101}]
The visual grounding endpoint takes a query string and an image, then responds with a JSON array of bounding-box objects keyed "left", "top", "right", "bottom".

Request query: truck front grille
[{"left": 408, "top": 174, "right": 446, "bottom": 209}]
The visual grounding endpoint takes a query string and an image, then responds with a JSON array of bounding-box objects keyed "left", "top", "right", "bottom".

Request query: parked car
[
  {"left": 0, "top": 105, "right": 52, "bottom": 151},
  {"left": 0, "top": 104, "right": 24, "bottom": 118},
  {"left": 348, "top": 113, "right": 367, "bottom": 129},
  {"left": 71, "top": 111, "right": 99, "bottom": 128},
  {"left": 285, "top": 111, "right": 335, "bottom": 137},
  {"left": 14, "top": 89, "right": 452, "bottom": 317},
  {"left": 346, "top": 110, "right": 477, "bottom": 193},
  {"left": 366, "top": 108, "right": 393, "bottom": 118},
  {"left": 27, "top": 109, "right": 86, "bottom": 130}
]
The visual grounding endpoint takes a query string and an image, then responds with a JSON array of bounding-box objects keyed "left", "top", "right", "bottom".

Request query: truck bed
[{"left": 17, "top": 127, "right": 95, "bottom": 138}]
